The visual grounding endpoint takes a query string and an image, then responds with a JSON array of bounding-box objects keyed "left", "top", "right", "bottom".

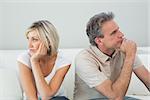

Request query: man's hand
[
  {"left": 96, "top": 39, "right": 137, "bottom": 99},
  {"left": 120, "top": 39, "right": 137, "bottom": 57},
  {"left": 31, "top": 42, "right": 47, "bottom": 62}
]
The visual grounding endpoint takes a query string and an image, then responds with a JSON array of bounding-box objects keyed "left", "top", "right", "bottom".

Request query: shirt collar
[{"left": 89, "top": 45, "right": 118, "bottom": 63}]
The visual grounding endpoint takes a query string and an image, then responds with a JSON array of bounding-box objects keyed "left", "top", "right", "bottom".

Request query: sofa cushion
[
  {"left": 127, "top": 95, "right": 150, "bottom": 100},
  {"left": 0, "top": 68, "right": 22, "bottom": 100}
]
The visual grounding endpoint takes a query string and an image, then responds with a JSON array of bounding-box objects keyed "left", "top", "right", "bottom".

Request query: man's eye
[
  {"left": 111, "top": 30, "right": 117, "bottom": 35},
  {"left": 111, "top": 32, "right": 115, "bottom": 35}
]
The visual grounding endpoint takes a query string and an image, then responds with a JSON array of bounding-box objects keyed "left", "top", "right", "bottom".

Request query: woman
[{"left": 17, "top": 20, "right": 71, "bottom": 100}]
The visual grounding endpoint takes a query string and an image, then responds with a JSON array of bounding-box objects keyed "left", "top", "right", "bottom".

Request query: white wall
[
  {"left": 0, "top": 0, "right": 149, "bottom": 49},
  {"left": 148, "top": 1, "right": 150, "bottom": 45}
]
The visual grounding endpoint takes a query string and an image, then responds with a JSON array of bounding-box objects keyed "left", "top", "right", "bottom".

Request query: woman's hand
[{"left": 31, "top": 42, "right": 47, "bottom": 62}]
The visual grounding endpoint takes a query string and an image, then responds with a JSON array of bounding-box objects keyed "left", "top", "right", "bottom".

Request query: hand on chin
[{"left": 29, "top": 50, "right": 36, "bottom": 57}]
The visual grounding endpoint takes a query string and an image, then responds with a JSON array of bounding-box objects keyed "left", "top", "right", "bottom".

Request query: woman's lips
[{"left": 29, "top": 49, "right": 36, "bottom": 53}]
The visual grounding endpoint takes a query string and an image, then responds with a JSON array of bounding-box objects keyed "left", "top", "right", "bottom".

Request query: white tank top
[{"left": 17, "top": 50, "right": 71, "bottom": 99}]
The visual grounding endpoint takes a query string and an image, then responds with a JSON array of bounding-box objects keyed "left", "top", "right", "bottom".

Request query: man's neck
[{"left": 97, "top": 45, "right": 115, "bottom": 57}]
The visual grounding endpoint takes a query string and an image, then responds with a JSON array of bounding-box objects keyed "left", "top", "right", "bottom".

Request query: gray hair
[
  {"left": 86, "top": 12, "right": 114, "bottom": 46},
  {"left": 26, "top": 20, "right": 59, "bottom": 56}
]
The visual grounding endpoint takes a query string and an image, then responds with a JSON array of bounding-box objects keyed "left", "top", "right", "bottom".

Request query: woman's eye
[
  {"left": 33, "top": 38, "right": 39, "bottom": 41},
  {"left": 26, "top": 37, "right": 29, "bottom": 40}
]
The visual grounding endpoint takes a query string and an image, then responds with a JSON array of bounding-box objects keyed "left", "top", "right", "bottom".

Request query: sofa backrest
[
  {"left": 0, "top": 49, "right": 82, "bottom": 100},
  {"left": 0, "top": 47, "right": 149, "bottom": 99},
  {"left": 0, "top": 50, "right": 24, "bottom": 99}
]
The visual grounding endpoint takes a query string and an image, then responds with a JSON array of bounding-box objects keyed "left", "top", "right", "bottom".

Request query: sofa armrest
[{"left": 0, "top": 68, "right": 22, "bottom": 100}]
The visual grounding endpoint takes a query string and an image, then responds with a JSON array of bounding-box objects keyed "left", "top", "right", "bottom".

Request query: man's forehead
[{"left": 101, "top": 20, "right": 118, "bottom": 34}]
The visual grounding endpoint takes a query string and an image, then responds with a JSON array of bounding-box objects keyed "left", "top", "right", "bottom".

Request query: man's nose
[{"left": 118, "top": 31, "right": 124, "bottom": 38}]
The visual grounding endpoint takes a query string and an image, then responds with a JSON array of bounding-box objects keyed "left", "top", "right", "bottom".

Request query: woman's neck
[{"left": 40, "top": 53, "right": 57, "bottom": 64}]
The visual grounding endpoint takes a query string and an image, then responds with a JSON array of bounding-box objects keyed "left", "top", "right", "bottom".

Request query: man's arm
[
  {"left": 133, "top": 65, "right": 150, "bottom": 91},
  {"left": 95, "top": 39, "right": 137, "bottom": 100}
]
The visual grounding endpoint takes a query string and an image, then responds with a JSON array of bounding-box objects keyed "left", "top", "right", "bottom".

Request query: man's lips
[{"left": 119, "top": 39, "right": 123, "bottom": 43}]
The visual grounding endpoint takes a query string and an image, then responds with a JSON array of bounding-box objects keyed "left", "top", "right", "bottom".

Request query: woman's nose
[{"left": 28, "top": 40, "right": 33, "bottom": 48}]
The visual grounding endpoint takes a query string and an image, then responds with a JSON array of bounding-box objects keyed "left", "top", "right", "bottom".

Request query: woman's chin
[{"left": 29, "top": 51, "right": 35, "bottom": 56}]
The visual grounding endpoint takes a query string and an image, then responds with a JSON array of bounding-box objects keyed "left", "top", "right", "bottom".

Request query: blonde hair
[{"left": 25, "top": 20, "right": 59, "bottom": 56}]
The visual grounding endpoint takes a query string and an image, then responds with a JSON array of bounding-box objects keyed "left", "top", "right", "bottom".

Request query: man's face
[{"left": 100, "top": 20, "right": 124, "bottom": 49}]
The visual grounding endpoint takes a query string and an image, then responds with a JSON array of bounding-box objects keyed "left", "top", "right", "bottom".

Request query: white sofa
[{"left": 0, "top": 47, "right": 149, "bottom": 100}]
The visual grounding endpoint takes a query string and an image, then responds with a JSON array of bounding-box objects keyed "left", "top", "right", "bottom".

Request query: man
[{"left": 74, "top": 12, "right": 150, "bottom": 100}]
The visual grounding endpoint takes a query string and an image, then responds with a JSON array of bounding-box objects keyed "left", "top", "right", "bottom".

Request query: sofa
[{"left": 0, "top": 47, "right": 149, "bottom": 100}]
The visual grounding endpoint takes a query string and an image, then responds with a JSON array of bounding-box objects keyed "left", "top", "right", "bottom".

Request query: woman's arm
[
  {"left": 30, "top": 43, "right": 71, "bottom": 99},
  {"left": 31, "top": 61, "right": 70, "bottom": 100},
  {"left": 18, "top": 62, "right": 38, "bottom": 100}
]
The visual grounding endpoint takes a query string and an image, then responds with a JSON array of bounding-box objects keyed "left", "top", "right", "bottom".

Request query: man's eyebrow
[{"left": 110, "top": 27, "right": 119, "bottom": 35}]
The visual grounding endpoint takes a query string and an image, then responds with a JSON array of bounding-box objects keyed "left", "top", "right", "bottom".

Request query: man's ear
[{"left": 95, "top": 37, "right": 103, "bottom": 45}]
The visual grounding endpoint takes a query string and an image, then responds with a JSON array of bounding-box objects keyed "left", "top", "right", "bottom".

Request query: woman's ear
[{"left": 47, "top": 46, "right": 51, "bottom": 56}]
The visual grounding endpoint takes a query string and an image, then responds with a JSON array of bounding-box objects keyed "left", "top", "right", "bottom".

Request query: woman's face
[{"left": 27, "top": 30, "right": 41, "bottom": 56}]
